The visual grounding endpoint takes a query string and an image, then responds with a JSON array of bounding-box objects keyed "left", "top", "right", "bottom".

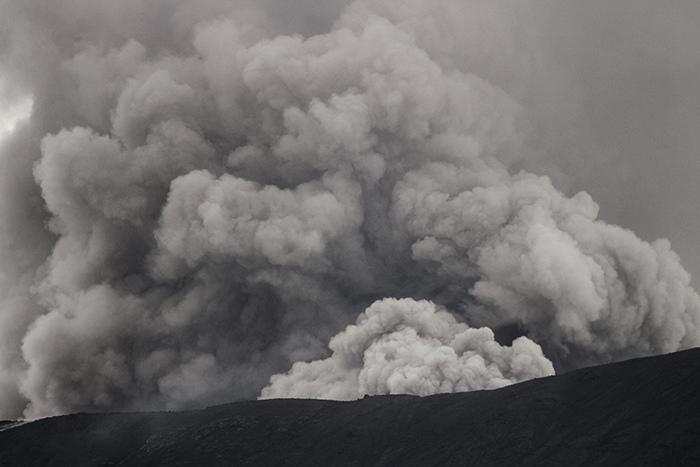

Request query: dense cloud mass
[
  {"left": 261, "top": 298, "right": 554, "bottom": 399},
  {"left": 0, "top": 0, "right": 699, "bottom": 418}
]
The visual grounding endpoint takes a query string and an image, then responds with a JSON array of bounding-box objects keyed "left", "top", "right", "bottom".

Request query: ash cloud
[
  {"left": 261, "top": 298, "right": 554, "bottom": 400},
  {"left": 0, "top": 0, "right": 699, "bottom": 418}
]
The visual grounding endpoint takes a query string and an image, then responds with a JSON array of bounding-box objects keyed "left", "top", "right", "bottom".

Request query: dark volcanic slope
[{"left": 1, "top": 349, "right": 700, "bottom": 466}]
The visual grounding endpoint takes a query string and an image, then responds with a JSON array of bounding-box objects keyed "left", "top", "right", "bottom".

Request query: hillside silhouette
[{"left": 1, "top": 348, "right": 699, "bottom": 466}]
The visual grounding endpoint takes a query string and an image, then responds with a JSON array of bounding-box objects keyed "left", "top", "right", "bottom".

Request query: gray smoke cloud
[
  {"left": 260, "top": 298, "right": 554, "bottom": 400},
  {"left": 0, "top": 0, "right": 699, "bottom": 419}
]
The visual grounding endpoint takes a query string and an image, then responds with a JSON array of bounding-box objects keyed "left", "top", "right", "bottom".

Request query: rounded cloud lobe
[
  {"left": 261, "top": 298, "right": 554, "bottom": 400},
  {"left": 0, "top": 0, "right": 698, "bottom": 418}
]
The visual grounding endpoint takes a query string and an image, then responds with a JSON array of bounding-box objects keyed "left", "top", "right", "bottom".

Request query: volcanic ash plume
[
  {"left": 260, "top": 298, "right": 554, "bottom": 400},
  {"left": 0, "top": 0, "right": 698, "bottom": 418}
]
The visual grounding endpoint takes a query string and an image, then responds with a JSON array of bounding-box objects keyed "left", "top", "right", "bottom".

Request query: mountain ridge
[{"left": 1, "top": 347, "right": 699, "bottom": 466}]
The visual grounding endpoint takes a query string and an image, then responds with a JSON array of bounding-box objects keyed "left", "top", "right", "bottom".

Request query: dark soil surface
[{"left": 1, "top": 348, "right": 699, "bottom": 466}]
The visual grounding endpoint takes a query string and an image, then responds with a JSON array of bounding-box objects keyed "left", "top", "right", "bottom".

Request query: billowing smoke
[
  {"left": 261, "top": 298, "right": 554, "bottom": 399},
  {"left": 0, "top": 0, "right": 699, "bottom": 419}
]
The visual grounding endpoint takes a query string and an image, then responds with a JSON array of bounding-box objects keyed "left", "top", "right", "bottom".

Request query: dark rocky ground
[{"left": 1, "top": 348, "right": 699, "bottom": 466}]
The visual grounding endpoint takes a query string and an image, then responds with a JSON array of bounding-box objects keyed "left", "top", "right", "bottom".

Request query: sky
[{"left": 0, "top": 97, "right": 31, "bottom": 141}]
